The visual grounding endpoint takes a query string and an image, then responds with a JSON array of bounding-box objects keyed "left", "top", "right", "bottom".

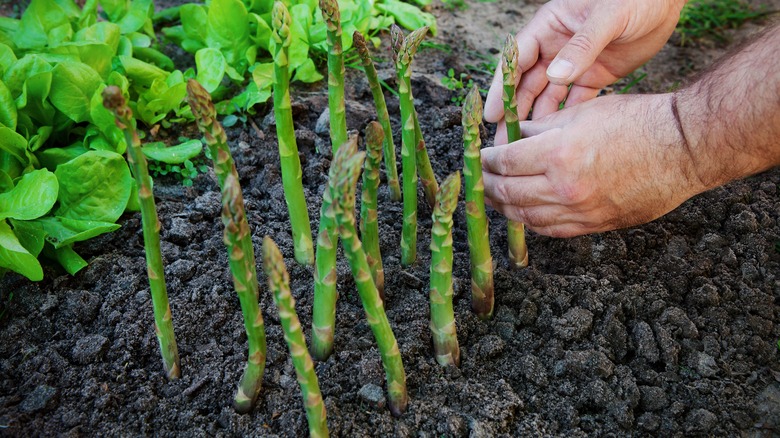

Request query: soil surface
[{"left": 2, "top": 1, "right": 780, "bottom": 436}]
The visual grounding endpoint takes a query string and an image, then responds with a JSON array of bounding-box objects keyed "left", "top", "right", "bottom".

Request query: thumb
[{"left": 546, "top": 15, "right": 617, "bottom": 85}]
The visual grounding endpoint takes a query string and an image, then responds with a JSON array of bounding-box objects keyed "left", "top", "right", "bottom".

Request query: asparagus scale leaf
[
  {"left": 272, "top": 1, "right": 315, "bottom": 266},
  {"left": 320, "top": 0, "right": 348, "bottom": 153},
  {"left": 501, "top": 35, "right": 529, "bottom": 268},
  {"left": 311, "top": 135, "right": 359, "bottom": 361},
  {"left": 360, "top": 121, "right": 385, "bottom": 300},
  {"left": 187, "top": 80, "right": 266, "bottom": 414},
  {"left": 102, "top": 86, "right": 180, "bottom": 380},
  {"left": 263, "top": 237, "right": 329, "bottom": 438},
  {"left": 353, "top": 31, "right": 401, "bottom": 202},
  {"left": 462, "top": 85, "right": 495, "bottom": 320},
  {"left": 429, "top": 171, "right": 461, "bottom": 367},
  {"left": 330, "top": 145, "right": 408, "bottom": 416}
]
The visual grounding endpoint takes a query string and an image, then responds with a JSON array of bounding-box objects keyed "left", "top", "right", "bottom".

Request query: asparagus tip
[{"left": 462, "top": 85, "right": 483, "bottom": 126}]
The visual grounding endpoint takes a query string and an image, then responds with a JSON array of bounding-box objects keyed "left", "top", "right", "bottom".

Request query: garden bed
[{"left": 1, "top": 0, "right": 779, "bottom": 435}]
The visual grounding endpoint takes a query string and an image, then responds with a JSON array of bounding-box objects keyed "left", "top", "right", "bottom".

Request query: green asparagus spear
[
  {"left": 352, "top": 31, "right": 401, "bottom": 202},
  {"left": 311, "top": 135, "right": 358, "bottom": 361},
  {"left": 360, "top": 121, "right": 385, "bottom": 300},
  {"left": 320, "top": 0, "right": 348, "bottom": 152},
  {"left": 187, "top": 80, "right": 266, "bottom": 413},
  {"left": 462, "top": 85, "right": 495, "bottom": 320},
  {"left": 501, "top": 35, "right": 528, "bottom": 268},
  {"left": 429, "top": 172, "right": 461, "bottom": 367},
  {"left": 272, "top": 1, "right": 315, "bottom": 266},
  {"left": 393, "top": 25, "right": 429, "bottom": 266},
  {"left": 102, "top": 86, "right": 180, "bottom": 380},
  {"left": 413, "top": 113, "right": 438, "bottom": 209},
  {"left": 330, "top": 146, "right": 408, "bottom": 416},
  {"left": 263, "top": 237, "right": 329, "bottom": 438}
]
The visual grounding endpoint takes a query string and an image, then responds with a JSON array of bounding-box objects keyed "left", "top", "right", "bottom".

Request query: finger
[
  {"left": 563, "top": 84, "right": 601, "bottom": 108},
  {"left": 486, "top": 201, "right": 571, "bottom": 228},
  {"left": 484, "top": 67, "right": 506, "bottom": 123},
  {"left": 480, "top": 130, "right": 559, "bottom": 176},
  {"left": 514, "top": 64, "right": 550, "bottom": 124},
  {"left": 494, "top": 119, "right": 508, "bottom": 145},
  {"left": 546, "top": 13, "right": 621, "bottom": 85},
  {"left": 531, "top": 82, "right": 570, "bottom": 120},
  {"left": 527, "top": 222, "right": 592, "bottom": 238},
  {"left": 483, "top": 173, "right": 558, "bottom": 206}
]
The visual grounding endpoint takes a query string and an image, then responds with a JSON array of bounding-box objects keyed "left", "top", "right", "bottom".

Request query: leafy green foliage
[
  {"left": 441, "top": 68, "right": 483, "bottom": 105},
  {"left": 677, "top": 0, "right": 768, "bottom": 44}
]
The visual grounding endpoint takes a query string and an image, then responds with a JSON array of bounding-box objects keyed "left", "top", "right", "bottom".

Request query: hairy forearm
[{"left": 673, "top": 23, "right": 780, "bottom": 191}]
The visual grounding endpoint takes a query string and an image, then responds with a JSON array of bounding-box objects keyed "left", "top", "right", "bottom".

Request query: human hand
[
  {"left": 484, "top": 0, "right": 685, "bottom": 139},
  {"left": 480, "top": 93, "right": 707, "bottom": 237}
]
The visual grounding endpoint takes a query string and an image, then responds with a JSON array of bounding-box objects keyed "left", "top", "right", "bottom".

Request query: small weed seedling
[{"left": 677, "top": 0, "right": 768, "bottom": 44}]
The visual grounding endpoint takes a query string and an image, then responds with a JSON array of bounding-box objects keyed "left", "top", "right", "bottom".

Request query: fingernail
[{"left": 547, "top": 59, "right": 574, "bottom": 82}]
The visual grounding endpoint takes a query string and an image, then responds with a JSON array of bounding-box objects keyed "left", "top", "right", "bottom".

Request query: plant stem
[
  {"left": 353, "top": 31, "right": 401, "bottom": 202},
  {"left": 330, "top": 146, "right": 408, "bottom": 416},
  {"left": 413, "top": 110, "right": 438, "bottom": 209},
  {"left": 263, "top": 237, "right": 329, "bottom": 438},
  {"left": 360, "top": 121, "right": 385, "bottom": 300},
  {"left": 187, "top": 80, "right": 266, "bottom": 413},
  {"left": 320, "top": 0, "right": 348, "bottom": 153},
  {"left": 393, "top": 25, "right": 429, "bottom": 267},
  {"left": 429, "top": 171, "right": 461, "bottom": 367},
  {"left": 272, "top": 2, "right": 315, "bottom": 266},
  {"left": 501, "top": 35, "right": 528, "bottom": 268},
  {"left": 311, "top": 136, "right": 358, "bottom": 361},
  {"left": 462, "top": 86, "right": 495, "bottom": 320},
  {"left": 102, "top": 86, "right": 180, "bottom": 380}
]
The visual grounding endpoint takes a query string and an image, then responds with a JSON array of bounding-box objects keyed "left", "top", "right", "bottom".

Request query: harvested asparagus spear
[
  {"left": 391, "top": 25, "right": 439, "bottom": 210},
  {"left": 272, "top": 1, "right": 315, "bottom": 266},
  {"left": 311, "top": 135, "right": 358, "bottom": 361},
  {"left": 320, "top": 0, "right": 348, "bottom": 152},
  {"left": 263, "top": 237, "right": 329, "bottom": 438},
  {"left": 462, "top": 85, "right": 495, "bottom": 320},
  {"left": 330, "top": 146, "right": 408, "bottom": 416},
  {"left": 352, "top": 31, "right": 401, "bottom": 201},
  {"left": 392, "top": 25, "right": 429, "bottom": 266},
  {"left": 187, "top": 80, "right": 266, "bottom": 413},
  {"left": 360, "top": 121, "right": 385, "bottom": 300},
  {"left": 429, "top": 172, "right": 461, "bottom": 367},
  {"left": 102, "top": 86, "right": 180, "bottom": 380},
  {"left": 501, "top": 35, "right": 529, "bottom": 268}
]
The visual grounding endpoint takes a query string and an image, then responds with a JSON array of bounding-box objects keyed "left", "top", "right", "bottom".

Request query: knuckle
[
  {"left": 495, "top": 179, "right": 513, "bottom": 204},
  {"left": 566, "top": 33, "right": 597, "bottom": 56}
]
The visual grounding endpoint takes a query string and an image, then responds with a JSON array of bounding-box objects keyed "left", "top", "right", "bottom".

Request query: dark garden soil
[{"left": 2, "top": 1, "right": 780, "bottom": 436}]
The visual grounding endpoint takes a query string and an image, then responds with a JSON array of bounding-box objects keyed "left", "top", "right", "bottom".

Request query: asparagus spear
[
  {"left": 311, "top": 135, "right": 358, "bottom": 361},
  {"left": 429, "top": 171, "right": 461, "bottom": 367},
  {"left": 501, "top": 35, "right": 529, "bottom": 268},
  {"left": 272, "top": 1, "right": 315, "bottom": 266},
  {"left": 393, "top": 25, "right": 429, "bottom": 266},
  {"left": 391, "top": 25, "right": 439, "bottom": 211},
  {"left": 320, "top": 0, "right": 348, "bottom": 153},
  {"left": 462, "top": 85, "right": 495, "bottom": 320},
  {"left": 262, "top": 237, "right": 329, "bottom": 438},
  {"left": 352, "top": 31, "right": 401, "bottom": 202},
  {"left": 360, "top": 121, "right": 385, "bottom": 300},
  {"left": 330, "top": 146, "right": 408, "bottom": 416},
  {"left": 102, "top": 86, "right": 180, "bottom": 380},
  {"left": 187, "top": 80, "right": 266, "bottom": 413}
]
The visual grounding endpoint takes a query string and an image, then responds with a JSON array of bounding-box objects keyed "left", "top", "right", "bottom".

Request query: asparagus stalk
[
  {"left": 352, "top": 31, "right": 401, "bottom": 202},
  {"left": 462, "top": 85, "right": 495, "bottom": 320},
  {"left": 413, "top": 113, "right": 438, "bottom": 209},
  {"left": 311, "top": 136, "right": 358, "bottom": 361},
  {"left": 360, "top": 121, "right": 385, "bottom": 300},
  {"left": 429, "top": 171, "right": 461, "bottom": 367},
  {"left": 320, "top": 0, "right": 348, "bottom": 153},
  {"left": 393, "top": 25, "right": 429, "bottom": 266},
  {"left": 272, "top": 1, "right": 315, "bottom": 266},
  {"left": 262, "top": 237, "right": 329, "bottom": 438},
  {"left": 187, "top": 80, "right": 266, "bottom": 413},
  {"left": 330, "top": 146, "right": 408, "bottom": 416},
  {"left": 501, "top": 35, "right": 529, "bottom": 268},
  {"left": 102, "top": 86, "right": 180, "bottom": 380}
]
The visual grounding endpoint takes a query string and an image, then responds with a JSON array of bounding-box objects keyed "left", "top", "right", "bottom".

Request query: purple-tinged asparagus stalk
[
  {"left": 462, "top": 85, "right": 495, "bottom": 320},
  {"left": 187, "top": 80, "right": 266, "bottom": 413},
  {"left": 263, "top": 237, "right": 329, "bottom": 438},
  {"left": 103, "top": 86, "right": 180, "bottom": 380},
  {"left": 360, "top": 121, "right": 385, "bottom": 300},
  {"left": 429, "top": 172, "right": 461, "bottom": 367}
]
